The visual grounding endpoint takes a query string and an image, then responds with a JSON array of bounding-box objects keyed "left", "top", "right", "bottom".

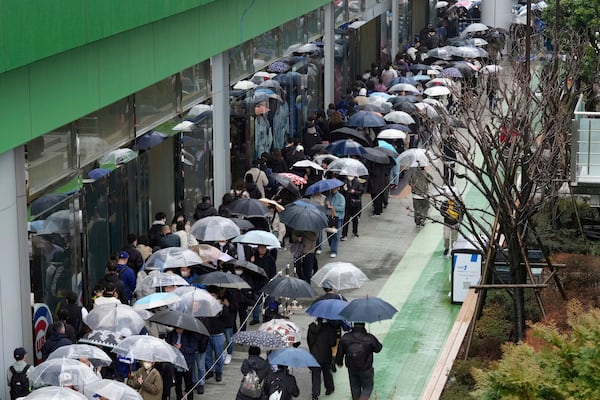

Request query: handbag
[{"left": 328, "top": 215, "right": 339, "bottom": 228}]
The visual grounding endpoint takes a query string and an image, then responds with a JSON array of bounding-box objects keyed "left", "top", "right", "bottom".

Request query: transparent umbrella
[
  {"left": 84, "top": 304, "right": 146, "bottom": 336},
  {"left": 111, "top": 335, "right": 188, "bottom": 370},
  {"left": 29, "top": 358, "right": 101, "bottom": 388},
  {"left": 83, "top": 378, "right": 143, "bottom": 400},
  {"left": 48, "top": 344, "right": 113, "bottom": 367},
  {"left": 233, "top": 230, "right": 281, "bottom": 248},
  {"left": 135, "top": 271, "right": 190, "bottom": 297},
  {"left": 132, "top": 292, "right": 181, "bottom": 310},
  {"left": 169, "top": 286, "right": 223, "bottom": 317},
  {"left": 98, "top": 148, "right": 138, "bottom": 170},
  {"left": 311, "top": 262, "right": 369, "bottom": 290},
  {"left": 23, "top": 386, "right": 88, "bottom": 400},
  {"left": 143, "top": 247, "right": 206, "bottom": 272},
  {"left": 190, "top": 216, "right": 240, "bottom": 241},
  {"left": 196, "top": 244, "right": 234, "bottom": 265},
  {"left": 326, "top": 158, "right": 369, "bottom": 177}
]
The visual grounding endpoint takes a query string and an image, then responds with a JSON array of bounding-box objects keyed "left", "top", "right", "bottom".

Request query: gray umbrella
[
  {"left": 262, "top": 276, "right": 317, "bottom": 298},
  {"left": 149, "top": 309, "right": 209, "bottom": 335},
  {"left": 194, "top": 271, "right": 251, "bottom": 289}
]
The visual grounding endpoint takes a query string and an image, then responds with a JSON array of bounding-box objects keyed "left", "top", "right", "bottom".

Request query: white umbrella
[
  {"left": 29, "top": 358, "right": 100, "bottom": 388},
  {"left": 186, "top": 104, "right": 212, "bottom": 117},
  {"left": 388, "top": 83, "right": 420, "bottom": 94},
  {"left": 481, "top": 64, "right": 503, "bottom": 74},
  {"left": 461, "top": 23, "right": 489, "bottom": 36},
  {"left": 424, "top": 86, "right": 451, "bottom": 97},
  {"left": 414, "top": 102, "right": 441, "bottom": 120},
  {"left": 377, "top": 129, "right": 407, "bottom": 140},
  {"left": 172, "top": 120, "right": 195, "bottom": 132},
  {"left": 112, "top": 335, "right": 188, "bottom": 370},
  {"left": 48, "top": 344, "right": 113, "bottom": 366},
  {"left": 84, "top": 304, "right": 146, "bottom": 336},
  {"left": 425, "top": 78, "right": 454, "bottom": 88},
  {"left": 23, "top": 386, "right": 88, "bottom": 400},
  {"left": 143, "top": 247, "right": 206, "bottom": 271},
  {"left": 311, "top": 262, "right": 369, "bottom": 290},
  {"left": 435, "top": 1, "right": 448, "bottom": 8},
  {"left": 84, "top": 379, "right": 143, "bottom": 400},
  {"left": 169, "top": 286, "right": 223, "bottom": 317},
  {"left": 422, "top": 97, "right": 446, "bottom": 109},
  {"left": 190, "top": 216, "right": 241, "bottom": 241},
  {"left": 233, "top": 80, "right": 257, "bottom": 90},
  {"left": 292, "top": 159, "right": 324, "bottom": 170},
  {"left": 326, "top": 158, "right": 369, "bottom": 177},
  {"left": 384, "top": 111, "right": 416, "bottom": 124}
]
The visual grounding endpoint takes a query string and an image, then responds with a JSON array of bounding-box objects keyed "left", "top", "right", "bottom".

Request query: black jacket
[
  {"left": 307, "top": 320, "right": 338, "bottom": 363},
  {"left": 335, "top": 326, "right": 382, "bottom": 370},
  {"left": 236, "top": 355, "right": 271, "bottom": 400},
  {"left": 166, "top": 330, "right": 200, "bottom": 370},
  {"left": 122, "top": 243, "right": 144, "bottom": 273},
  {"left": 41, "top": 333, "right": 73, "bottom": 361},
  {"left": 263, "top": 369, "right": 300, "bottom": 400}
]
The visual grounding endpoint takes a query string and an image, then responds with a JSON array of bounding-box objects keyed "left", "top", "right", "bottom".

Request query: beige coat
[{"left": 127, "top": 366, "right": 163, "bottom": 400}]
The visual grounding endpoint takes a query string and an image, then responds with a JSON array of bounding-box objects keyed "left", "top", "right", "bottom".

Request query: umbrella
[
  {"left": 172, "top": 120, "right": 196, "bottom": 132},
  {"left": 148, "top": 309, "right": 209, "bottom": 336},
  {"left": 38, "top": 210, "right": 71, "bottom": 234},
  {"left": 277, "top": 172, "right": 307, "bottom": 186},
  {"left": 258, "top": 79, "right": 282, "bottom": 91},
  {"left": 326, "top": 139, "right": 367, "bottom": 156},
  {"left": 461, "top": 22, "right": 489, "bottom": 36},
  {"left": 268, "top": 347, "right": 319, "bottom": 368},
  {"left": 384, "top": 123, "right": 411, "bottom": 132},
  {"left": 292, "top": 159, "right": 324, "bottom": 171},
  {"left": 388, "top": 83, "right": 420, "bottom": 94},
  {"left": 304, "top": 178, "right": 345, "bottom": 196},
  {"left": 232, "top": 330, "right": 287, "bottom": 350},
  {"left": 98, "top": 148, "right": 138, "bottom": 169},
  {"left": 435, "top": 1, "right": 449, "bottom": 8},
  {"left": 48, "top": 344, "right": 113, "bottom": 367},
  {"left": 233, "top": 230, "right": 281, "bottom": 248},
  {"left": 194, "top": 271, "right": 250, "bottom": 289},
  {"left": 259, "top": 319, "right": 302, "bottom": 347},
  {"left": 374, "top": 146, "right": 399, "bottom": 158},
  {"left": 339, "top": 296, "right": 398, "bottom": 323},
  {"left": 426, "top": 77, "right": 454, "bottom": 87},
  {"left": 426, "top": 47, "right": 453, "bottom": 60},
  {"left": 230, "top": 217, "right": 256, "bottom": 230},
  {"left": 267, "top": 61, "right": 291, "bottom": 73},
  {"left": 258, "top": 198, "right": 285, "bottom": 212},
  {"left": 112, "top": 335, "right": 188, "bottom": 370},
  {"left": 377, "top": 129, "right": 407, "bottom": 140},
  {"left": 135, "top": 271, "right": 190, "bottom": 297},
  {"left": 346, "top": 111, "right": 386, "bottom": 128},
  {"left": 30, "top": 193, "right": 69, "bottom": 218},
  {"left": 196, "top": 244, "right": 234, "bottom": 264},
  {"left": 133, "top": 292, "right": 181, "bottom": 310},
  {"left": 409, "top": 63, "right": 430, "bottom": 73},
  {"left": 23, "top": 386, "right": 88, "bottom": 400},
  {"left": 329, "top": 127, "right": 371, "bottom": 146},
  {"left": 79, "top": 330, "right": 123, "bottom": 348},
  {"left": 467, "top": 37, "right": 488, "bottom": 46},
  {"left": 424, "top": 86, "right": 451, "bottom": 97},
  {"left": 413, "top": 74, "right": 431, "bottom": 82},
  {"left": 190, "top": 216, "right": 241, "bottom": 241},
  {"left": 169, "top": 286, "right": 223, "bottom": 317},
  {"left": 440, "top": 67, "right": 463, "bottom": 78},
  {"left": 369, "top": 91, "right": 392, "bottom": 99},
  {"left": 143, "top": 247, "right": 206, "bottom": 271},
  {"left": 305, "top": 299, "right": 349, "bottom": 320},
  {"left": 384, "top": 111, "right": 415, "bottom": 125},
  {"left": 279, "top": 201, "right": 328, "bottom": 231},
  {"left": 311, "top": 262, "right": 369, "bottom": 290},
  {"left": 233, "top": 80, "right": 257, "bottom": 90},
  {"left": 228, "top": 198, "right": 270, "bottom": 217},
  {"left": 388, "top": 76, "right": 417, "bottom": 87},
  {"left": 84, "top": 379, "right": 143, "bottom": 400},
  {"left": 29, "top": 358, "right": 101, "bottom": 388},
  {"left": 359, "top": 103, "right": 389, "bottom": 113},
  {"left": 134, "top": 131, "right": 168, "bottom": 151},
  {"left": 387, "top": 94, "right": 420, "bottom": 105},
  {"left": 313, "top": 154, "right": 338, "bottom": 166},
  {"left": 262, "top": 276, "right": 317, "bottom": 298},
  {"left": 327, "top": 158, "right": 369, "bottom": 177},
  {"left": 451, "top": 46, "right": 484, "bottom": 59},
  {"left": 393, "top": 101, "right": 418, "bottom": 113},
  {"left": 186, "top": 103, "right": 212, "bottom": 117},
  {"left": 225, "top": 259, "right": 269, "bottom": 280},
  {"left": 84, "top": 304, "right": 146, "bottom": 336},
  {"left": 273, "top": 174, "right": 302, "bottom": 196},
  {"left": 481, "top": 64, "right": 503, "bottom": 74},
  {"left": 397, "top": 148, "right": 434, "bottom": 168},
  {"left": 362, "top": 147, "right": 393, "bottom": 164}
]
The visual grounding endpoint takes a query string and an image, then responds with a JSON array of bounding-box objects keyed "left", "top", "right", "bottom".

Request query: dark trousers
[
  {"left": 443, "top": 162, "right": 455, "bottom": 186},
  {"left": 348, "top": 368, "right": 375, "bottom": 400},
  {"left": 296, "top": 253, "right": 315, "bottom": 283},
  {"left": 342, "top": 209, "right": 360, "bottom": 236},
  {"left": 371, "top": 193, "right": 383, "bottom": 215},
  {"left": 174, "top": 369, "right": 194, "bottom": 400},
  {"left": 311, "top": 363, "right": 334, "bottom": 396}
]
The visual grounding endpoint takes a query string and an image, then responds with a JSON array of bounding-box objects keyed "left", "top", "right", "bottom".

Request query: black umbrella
[
  {"left": 330, "top": 127, "right": 372, "bottom": 146},
  {"left": 409, "top": 63, "right": 430, "bottom": 73},
  {"left": 229, "top": 217, "right": 255, "bottom": 230},
  {"left": 388, "top": 95, "right": 420, "bottom": 105},
  {"left": 273, "top": 174, "right": 301, "bottom": 197},
  {"left": 228, "top": 198, "right": 270, "bottom": 217},
  {"left": 262, "top": 276, "right": 317, "bottom": 298},
  {"left": 449, "top": 61, "right": 476, "bottom": 77},
  {"left": 393, "top": 101, "right": 418, "bottom": 113},
  {"left": 374, "top": 146, "right": 399, "bottom": 158},
  {"left": 194, "top": 271, "right": 251, "bottom": 289},
  {"left": 30, "top": 193, "right": 69, "bottom": 219},
  {"left": 279, "top": 200, "right": 328, "bottom": 231},
  {"left": 149, "top": 309, "right": 209, "bottom": 335},
  {"left": 385, "top": 123, "right": 411, "bottom": 132},
  {"left": 338, "top": 296, "right": 398, "bottom": 323},
  {"left": 362, "top": 147, "right": 394, "bottom": 164},
  {"left": 225, "top": 259, "right": 268, "bottom": 279},
  {"left": 311, "top": 143, "right": 329, "bottom": 153},
  {"left": 346, "top": 111, "right": 386, "bottom": 128}
]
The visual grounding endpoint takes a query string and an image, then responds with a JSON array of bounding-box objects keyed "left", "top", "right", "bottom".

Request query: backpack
[
  {"left": 9, "top": 365, "right": 30, "bottom": 399},
  {"left": 345, "top": 339, "right": 369, "bottom": 370},
  {"left": 268, "top": 376, "right": 286, "bottom": 400},
  {"left": 239, "top": 370, "right": 264, "bottom": 398}
]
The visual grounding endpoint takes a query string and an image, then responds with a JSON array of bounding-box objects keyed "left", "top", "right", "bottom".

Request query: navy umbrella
[
  {"left": 134, "top": 131, "right": 168, "bottom": 151},
  {"left": 232, "top": 330, "right": 286, "bottom": 349},
  {"left": 305, "top": 299, "right": 348, "bottom": 320},
  {"left": 279, "top": 200, "right": 328, "bottom": 231},
  {"left": 387, "top": 76, "right": 417, "bottom": 87},
  {"left": 304, "top": 178, "right": 345, "bottom": 196},
  {"left": 267, "top": 61, "right": 291, "bottom": 73},
  {"left": 330, "top": 127, "right": 371, "bottom": 146},
  {"left": 262, "top": 276, "right": 317, "bottom": 298},
  {"left": 338, "top": 296, "right": 398, "bottom": 323},
  {"left": 326, "top": 139, "right": 367, "bottom": 156},
  {"left": 393, "top": 101, "right": 419, "bottom": 113},
  {"left": 30, "top": 193, "right": 69, "bottom": 219},
  {"left": 384, "top": 123, "right": 412, "bottom": 132},
  {"left": 268, "top": 347, "right": 319, "bottom": 368},
  {"left": 346, "top": 111, "right": 386, "bottom": 128},
  {"left": 228, "top": 198, "right": 270, "bottom": 217}
]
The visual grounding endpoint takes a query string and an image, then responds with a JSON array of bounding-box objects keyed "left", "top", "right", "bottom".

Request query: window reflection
[
  {"left": 182, "top": 61, "right": 211, "bottom": 109},
  {"left": 136, "top": 78, "right": 178, "bottom": 132}
]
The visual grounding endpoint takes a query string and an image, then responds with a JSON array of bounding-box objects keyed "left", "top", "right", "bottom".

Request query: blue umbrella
[
  {"left": 134, "top": 131, "right": 168, "bottom": 150},
  {"left": 279, "top": 201, "right": 328, "bottom": 231},
  {"left": 440, "top": 67, "right": 463, "bottom": 78},
  {"left": 384, "top": 123, "right": 411, "bottom": 132},
  {"left": 305, "top": 299, "right": 348, "bottom": 320},
  {"left": 304, "top": 178, "right": 345, "bottom": 196},
  {"left": 388, "top": 76, "right": 417, "bottom": 87},
  {"left": 268, "top": 347, "right": 319, "bottom": 368},
  {"left": 338, "top": 296, "right": 398, "bottom": 323},
  {"left": 87, "top": 168, "right": 111, "bottom": 180},
  {"left": 326, "top": 139, "right": 367, "bottom": 156},
  {"left": 133, "top": 292, "right": 181, "bottom": 310},
  {"left": 346, "top": 111, "right": 386, "bottom": 128}
]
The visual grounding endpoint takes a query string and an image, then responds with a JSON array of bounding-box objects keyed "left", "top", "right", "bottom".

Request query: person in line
[
  {"left": 202, "top": 287, "right": 231, "bottom": 382},
  {"left": 193, "top": 196, "right": 218, "bottom": 221},
  {"left": 7, "top": 347, "right": 33, "bottom": 400},
  {"left": 308, "top": 318, "right": 338, "bottom": 399},
  {"left": 148, "top": 212, "right": 167, "bottom": 248},
  {"left": 41, "top": 321, "right": 73, "bottom": 361},
  {"left": 166, "top": 327, "right": 198, "bottom": 400},
  {"left": 325, "top": 186, "right": 346, "bottom": 258},
  {"left": 245, "top": 160, "right": 270, "bottom": 199},
  {"left": 263, "top": 365, "right": 300, "bottom": 400},
  {"left": 121, "top": 233, "right": 144, "bottom": 273},
  {"left": 341, "top": 176, "right": 364, "bottom": 240},
  {"left": 116, "top": 251, "right": 136, "bottom": 304},
  {"left": 440, "top": 188, "right": 463, "bottom": 256},
  {"left": 408, "top": 163, "right": 432, "bottom": 227},
  {"left": 127, "top": 360, "right": 163, "bottom": 400},
  {"left": 236, "top": 346, "right": 271, "bottom": 400},
  {"left": 335, "top": 322, "right": 383, "bottom": 400}
]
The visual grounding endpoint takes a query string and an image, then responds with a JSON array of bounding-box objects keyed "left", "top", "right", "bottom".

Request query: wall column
[
  {"left": 481, "top": 0, "right": 513, "bottom": 31},
  {"left": 0, "top": 147, "right": 31, "bottom": 400},
  {"left": 211, "top": 52, "right": 231, "bottom": 205},
  {"left": 323, "top": 3, "right": 335, "bottom": 110},
  {"left": 391, "top": 0, "right": 399, "bottom": 62}
]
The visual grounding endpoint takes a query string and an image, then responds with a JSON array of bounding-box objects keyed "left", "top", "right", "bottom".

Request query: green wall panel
[
  {"left": 0, "top": 67, "right": 32, "bottom": 150},
  {"left": 97, "top": 26, "right": 156, "bottom": 106},
  {"left": 29, "top": 45, "right": 100, "bottom": 137},
  {"left": 86, "top": 1, "right": 151, "bottom": 42},
  {"left": 149, "top": 0, "right": 215, "bottom": 20},
  {"left": 4, "top": 0, "right": 86, "bottom": 71}
]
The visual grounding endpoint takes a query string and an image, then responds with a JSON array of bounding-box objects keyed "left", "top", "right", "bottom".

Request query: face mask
[
  {"left": 234, "top": 269, "right": 243, "bottom": 275},
  {"left": 180, "top": 270, "right": 190, "bottom": 278},
  {"left": 143, "top": 362, "right": 152, "bottom": 370},
  {"left": 218, "top": 241, "right": 227, "bottom": 246}
]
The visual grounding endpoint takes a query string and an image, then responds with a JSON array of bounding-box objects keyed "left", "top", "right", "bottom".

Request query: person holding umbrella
[
  {"left": 341, "top": 176, "right": 364, "bottom": 240},
  {"left": 335, "top": 322, "right": 383, "bottom": 400},
  {"left": 236, "top": 346, "right": 271, "bottom": 400},
  {"left": 263, "top": 365, "right": 300, "bottom": 400},
  {"left": 308, "top": 318, "right": 338, "bottom": 399},
  {"left": 166, "top": 328, "right": 199, "bottom": 400},
  {"left": 127, "top": 360, "right": 163, "bottom": 400}
]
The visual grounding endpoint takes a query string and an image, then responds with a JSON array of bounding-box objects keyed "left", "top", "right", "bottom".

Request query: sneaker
[
  {"left": 443, "top": 248, "right": 449, "bottom": 256},
  {"left": 330, "top": 253, "right": 337, "bottom": 258},
  {"left": 196, "top": 385, "right": 204, "bottom": 394},
  {"left": 215, "top": 373, "right": 222, "bottom": 382},
  {"left": 340, "top": 236, "right": 347, "bottom": 241},
  {"left": 224, "top": 354, "right": 232, "bottom": 364},
  {"left": 316, "top": 250, "right": 322, "bottom": 255}
]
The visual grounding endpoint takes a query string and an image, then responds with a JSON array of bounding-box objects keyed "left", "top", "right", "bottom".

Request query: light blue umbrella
[
  {"left": 133, "top": 292, "right": 181, "bottom": 310},
  {"left": 268, "top": 347, "right": 319, "bottom": 368}
]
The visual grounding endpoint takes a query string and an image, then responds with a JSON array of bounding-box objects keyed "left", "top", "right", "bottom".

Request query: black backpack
[
  {"left": 9, "top": 365, "right": 30, "bottom": 399},
  {"left": 344, "top": 339, "right": 369, "bottom": 370}
]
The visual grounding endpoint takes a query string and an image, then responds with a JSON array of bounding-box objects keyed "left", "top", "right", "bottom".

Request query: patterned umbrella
[
  {"left": 440, "top": 67, "right": 463, "bottom": 78},
  {"left": 79, "top": 330, "right": 124, "bottom": 348},
  {"left": 232, "top": 330, "right": 287, "bottom": 349},
  {"left": 277, "top": 172, "right": 307, "bottom": 186},
  {"left": 267, "top": 61, "right": 291, "bottom": 73},
  {"left": 259, "top": 319, "right": 302, "bottom": 347}
]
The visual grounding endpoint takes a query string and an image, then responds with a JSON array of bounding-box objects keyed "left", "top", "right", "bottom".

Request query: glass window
[
  {"left": 78, "top": 97, "right": 134, "bottom": 167},
  {"left": 282, "top": 18, "right": 303, "bottom": 55},
  {"left": 230, "top": 42, "right": 255, "bottom": 83},
  {"left": 181, "top": 60, "right": 211, "bottom": 110},
  {"left": 349, "top": 0, "right": 365, "bottom": 19},
  {"left": 253, "top": 29, "right": 282, "bottom": 71},
  {"left": 27, "top": 125, "right": 76, "bottom": 196},
  {"left": 136, "top": 78, "right": 178, "bottom": 133},
  {"left": 335, "top": 0, "right": 348, "bottom": 25},
  {"left": 304, "top": 8, "right": 323, "bottom": 42}
]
